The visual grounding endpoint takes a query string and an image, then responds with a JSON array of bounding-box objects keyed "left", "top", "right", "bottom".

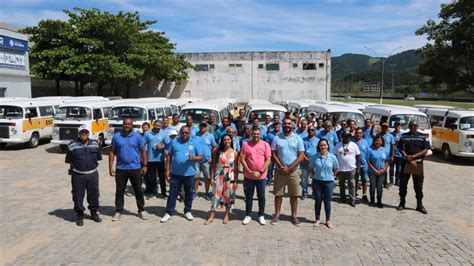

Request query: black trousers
[
  {"left": 148, "top": 161, "right": 167, "bottom": 196},
  {"left": 115, "top": 169, "right": 145, "bottom": 213},
  {"left": 399, "top": 162, "right": 424, "bottom": 202},
  {"left": 72, "top": 171, "right": 99, "bottom": 214}
]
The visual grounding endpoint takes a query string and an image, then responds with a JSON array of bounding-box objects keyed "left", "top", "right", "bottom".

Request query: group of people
[{"left": 66, "top": 109, "right": 430, "bottom": 228}]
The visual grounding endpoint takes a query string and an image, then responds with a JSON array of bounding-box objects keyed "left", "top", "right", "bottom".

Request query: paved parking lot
[{"left": 0, "top": 142, "right": 473, "bottom": 265}]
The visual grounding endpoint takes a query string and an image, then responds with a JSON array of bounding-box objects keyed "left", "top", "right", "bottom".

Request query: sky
[{"left": 0, "top": 0, "right": 448, "bottom": 57}]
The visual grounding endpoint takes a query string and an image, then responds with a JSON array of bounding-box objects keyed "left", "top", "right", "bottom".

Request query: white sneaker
[
  {"left": 242, "top": 216, "right": 252, "bottom": 225},
  {"left": 138, "top": 210, "right": 148, "bottom": 220},
  {"left": 111, "top": 212, "right": 122, "bottom": 222},
  {"left": 184, "top": 212, "right": 194, "bottom": 221},
  {"left": 160, "top": 213, "right": 171, "bottom": 223},
  {"left": 258, "top": 216, "right": 266, "bottom": 225}
]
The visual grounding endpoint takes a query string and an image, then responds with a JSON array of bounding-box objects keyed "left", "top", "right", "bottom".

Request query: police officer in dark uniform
[
  {"left": 397, "top": 120, "right": 430, "bottom": 214},
  {"left": 66, "top": 125, "right": 102, "bottom": 226}
]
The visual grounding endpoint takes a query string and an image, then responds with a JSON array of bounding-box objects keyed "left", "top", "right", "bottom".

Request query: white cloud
[{"left": 0, "top": 9, "right": 68, "bottom": 28}]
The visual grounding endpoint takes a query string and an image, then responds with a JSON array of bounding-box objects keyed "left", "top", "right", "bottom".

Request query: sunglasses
[{"left": 181, "top": 132, "right": 190, "bottom": 134}]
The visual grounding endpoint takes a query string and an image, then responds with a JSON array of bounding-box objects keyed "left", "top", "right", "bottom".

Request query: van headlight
[
  {"left": 465, "top": 141, "right": 472, "bottom": 147},
  {"left": 10, "top": 128, "right": 17, "bottom": 135}
]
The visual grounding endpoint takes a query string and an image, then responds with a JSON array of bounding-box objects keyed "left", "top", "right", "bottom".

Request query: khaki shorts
[{"left": 273, "top": 168, "right": 301, "bottom": 196}]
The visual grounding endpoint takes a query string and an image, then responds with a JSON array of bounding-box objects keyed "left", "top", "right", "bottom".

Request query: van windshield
[
  {"left": 55, "top": 107, "right": 92, "bottom": 121},
  {"left": 250, "top": 110, "right": 286, "bottom": 122},
  {"left": 179, "top": 109, "right": 219, "bottom": 124},
  {"left": 389, "top": 114, "right": 430, "bottom": 130},
  {"left": 110, "top": 107, "right": 147, "bottom": 121},
  {"left": 459, "top": 116, "right": 474, "bottom": 130},
  {"left": 329, "top": 112, "right": 365, "bottom": 127},
  {"left": 0, "top": 105, "right": 23, "bottom": 119}
]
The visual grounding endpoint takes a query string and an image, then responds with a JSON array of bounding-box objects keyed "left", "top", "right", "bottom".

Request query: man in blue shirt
[
  {"left": 270, "top": 118, "right": 305, "bottom": 226},
  {"left": 297, "top": 119, "right": 309, "bottom": 139},
  {"left": 265, "top": 122, "right": 280, "bottom": 185},
  {"left": 390, "top": 121, "right": 403, "bottom": 186},
  {"left": 362, "top": 118, "right": 373, "bottom": 146},
  {"left": 216, "top": 117, "right": 235, "bottom": 143},
  {"left": 143, "top": 120, "right": 171, "bottom": 199},
  {"left": 185, "top": 115, "right": 199, "bottom": 137},
  {"left": 300, "top": 124, "right": 320, "bottom": 199},
  {"left": 161, "top": 125, "right": 203, "bottom": 223},
  {"left": 161, "top": 116, "right": 176, "bottom": 137},
  {"left": 317, "top": 120, "right": 339, "bottom": 153},
  {"left": 354, "top": 128, "right": 370, "bottom": 202},
  {"left": 109, "top": 117, "right": 148, "bottom": 221},
  {"left": 193, "top": 122, "right": 217, "bottom": 201},
  {"left": 251, "top": 117, "right": 267, "bottom": 141}
]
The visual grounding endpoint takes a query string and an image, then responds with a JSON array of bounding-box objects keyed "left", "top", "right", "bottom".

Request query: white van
[
  {"left": 208, "top": 98, "right": 238, "bottom": 116},
  {"left": 307, "top": 103, "right": 366, "bottom": 127},
  {"left": 363, "top": 105, "right": 432, "bottom": 149},
  {"left": 425, "top": 108, "right": 474, "bottom": 160},
  {"left": 51, "top": 100, "right": 119, "bottom": 148},
  {"left": 246, "top": 103, "right": 287, "bottom": 122},
  {"left": 105, "top": 101, "right": 175, "bottom": 145},
  {"left": 413, "top": 104, "right": 462, "bottom": 113},
  {"left": 178, "top": 101, "right": 230, "bottom": 126},
  {"left": 329, "top": 102, "right": 367, "bottom": 111},
  {"left": 0, "top": 99, "right": 64, "bottom": 148}
]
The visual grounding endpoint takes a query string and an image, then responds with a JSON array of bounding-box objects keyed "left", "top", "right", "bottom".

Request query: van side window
[
  {"left": 148, "top": 109, "right": 156, "bottom": 120},
  {"left": 102, "top": 107, "right": 111, "bottom": 118},
  {"left": 444, "top": 117, "right": 458, "bottom": 129},
  {"left": 93, "top": 109, "right": 103, "bottom": 119},
  {"left": 430, "top": 115, "right": 444, "bottom": 127},
  {"left": 164, "top": 107, "right": 172, "bottom": 117},
  {"left": 371, "top": 114, "right": 381, "bottom": 124},
  {"left": 39, "top": 106, "right": 54, "bottom": 117},
  {"left": 26, "top": 107, "right": 38, "bottom": 118}
]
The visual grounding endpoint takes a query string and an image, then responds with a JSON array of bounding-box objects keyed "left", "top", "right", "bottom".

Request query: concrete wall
[
  {"left": 0, "top": 23, "right": 31, "bottom": 97},
  {"left": 182, "top": 51, "right": 331, "bottom": 102}
]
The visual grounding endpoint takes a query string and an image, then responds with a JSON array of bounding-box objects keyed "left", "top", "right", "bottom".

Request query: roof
[
  {"left": 248, "top": 103, "right": 287, "bottom": 112},
  {"left": 426, "top": 108, "right": 474, "bottom": 118},
  {"left": 180, "top": 101, "right": 229, "bottom": 111},
  {"left": 308, "top": 104, "right": 363, "bottom": 114},
  {"left": 57, "top": 100, "right": 118, "bottom": 109},
  {"left": 364, "top": 105, "right": 426, "bottom": 116}
]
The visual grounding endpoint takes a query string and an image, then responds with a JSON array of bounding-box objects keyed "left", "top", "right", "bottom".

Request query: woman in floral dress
[{"left": 204, "top": 134, "right": 239, "bottom": 225}]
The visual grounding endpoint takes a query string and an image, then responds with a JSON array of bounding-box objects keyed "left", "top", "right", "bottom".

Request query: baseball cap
[
  {"left": 78, "top": 125, "right": 89, "bottom": 132},
  {"left": 170, "top": 129, "right": 178, "bottom": 136}
]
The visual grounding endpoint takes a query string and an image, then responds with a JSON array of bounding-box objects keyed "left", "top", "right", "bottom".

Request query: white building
[
  {"left": 180, "top": 51, "right": 331, "bottom": 102},
  {"left": 0, "top": 22, "right": 31, "bottom": 97}
]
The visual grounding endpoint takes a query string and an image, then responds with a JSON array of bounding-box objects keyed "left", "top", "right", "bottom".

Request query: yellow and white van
[
  {"left": 307, "top": 103, "right": 366, "bottom": 127},
  {"left": 0, "top": 99, "right": 63, "bottom": 148},
  {"left": 51, "top": 100, "right": 119, "bottom": 149},
  {"left": 426, "top": 109, "right": 474, "bottom": 160},
  {"left": 105, "top": 101, "right": 175, "bottom": 145},
  {"left": 363, "top": 105, "right": 432, "bottom": 152}
]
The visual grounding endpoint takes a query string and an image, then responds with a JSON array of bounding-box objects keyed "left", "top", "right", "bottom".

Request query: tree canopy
[
  {"left": 416, "top": 0, "right": 474, "bottom": 94},
  {"left": 21, "top": 7, "right": 191, "bottom": 96}
]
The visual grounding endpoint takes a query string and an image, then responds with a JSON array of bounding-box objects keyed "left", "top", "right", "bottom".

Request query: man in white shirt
[{"left": 335, "top": 129, "right": 361, "bottom": 207}]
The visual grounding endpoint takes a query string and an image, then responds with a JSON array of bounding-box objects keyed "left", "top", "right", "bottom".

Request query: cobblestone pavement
[{"left": 0, "top": 143, "right": 473, "bottom": 265}]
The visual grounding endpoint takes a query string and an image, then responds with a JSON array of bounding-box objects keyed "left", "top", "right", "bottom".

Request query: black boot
[
  {"left": 396, "top": 200, "right": 405, "bottom": 211},
  {"left": 91, "top": 211, "right": 102, "bottom": 223},
  {"left": 416, "top": 200, "right": 427, "bottom": 214},
  {"left": 76, "top": 213, "right": 84, "bottom": 226}
]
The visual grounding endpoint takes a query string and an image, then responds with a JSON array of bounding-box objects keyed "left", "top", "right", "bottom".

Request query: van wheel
[
  {"left": 59, "top": 145, "right": 68, "bottom": 151},
  {"left": 27, "top": 133, "right": 40, "bottom": 148},
  {"left": 0, "top": 143, "right": 6, "bottom": 149},
  {"left": 442, "top": 144, "right": 453, "bottom": 161}
]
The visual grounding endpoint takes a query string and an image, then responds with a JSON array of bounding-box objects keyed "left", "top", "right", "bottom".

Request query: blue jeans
[
  {"left": 389, "top": 157, "right": 402, "bottom": 183},
  {"left": 243, "top": 178, "right": 266, "bottom": 217},
  {"left": 266, "top": 161, "right": 274, "bottom": 184},
  {"left": 300, "top": 167, "right": 310, "bottom": 196},
  {"left": 369, "top": 173, "right": 385, "bottom": 203},
  {"left": 312, "top": 180, "right": 334, "bottom": 221},
  {"left": 165, "top": 175, "right": 195, "bottom": 215}
]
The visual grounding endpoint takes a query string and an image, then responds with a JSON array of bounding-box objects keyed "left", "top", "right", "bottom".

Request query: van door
[
  {"left": 92, "top": 108, "right": 107, "bottom": 136},
  {"left": 38, "top": 106, "right": 54, "bottom": 137},
  {"left": 429, "top": 115, "right": 444, "bottom": 150},
  {"left": 443, "top": 116, "right": 459, "bottom": 153}
]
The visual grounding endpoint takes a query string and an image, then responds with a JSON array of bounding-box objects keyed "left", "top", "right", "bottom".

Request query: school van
[
  {"left": 178, "top": 101, "right": 230, "bottom": 126},
  {"left": 51, "top": 101, "right": 119, "bottom": 149},
  {"left": 307, "top": 103, "right": 366, "bottom": 127},
  {"left": 426, "top": 109, "right": 474, "bottom": 160},
  {"left": 0, "top": 100, "right": 63, "bottom": 148},
  {"left": 105, "top": 101, "right": 175, "bottom": 145},
  {"left": 363, "top": 105, "right": 432, "bottom": 152},
  {"left": 286, "top": 100, "right": 319, "bottom": 120},
  {"left": 246, "top": 103, "right": 287, "bottom": 122}
]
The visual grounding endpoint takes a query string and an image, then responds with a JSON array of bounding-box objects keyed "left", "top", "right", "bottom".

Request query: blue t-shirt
[
  {"left": 167, "top": 137, "right": 203, "bottom": 176},
  {"left": 367, "top": 146, "right": 390, "bottom": 175},
  {"left": 362, "top": 127, "right": 373, "bottom": 146},
  {"left": 195, "top": 132, "right": 217, "bottom": 162},
  {"left": 355, "top": 139, "right": 370, "bottom": 170},
  {"left": 271, "top": 133, "right": 304, "bottom": 167},
  {"left": 267, "top": 123, "right": 283, "bottom": 135},
  {"left": 309, "top": 153, "right": 339, "bottom": 181},
  {"left": 391, "top": 131, "right": 403, "bottom": 158},
  {"left": 190, "top": 125, "right": 199, "bottom": 137},
  {"left": 161, "top": 126, "right": 176, "bottom": 137},
  {"left": 216, "top": 126, "right": 228, "bottom": 142},
  {"left": 297, "top": 129, "right": 308, "bottom": 140},
  {"left": 317, "top": 130, "right": 339, "bottom": 154},
  {"left": 266, "top": 132, "right": 277, "bottom": 145},
  {"left": 376, "top": 132, "right": 395, "bottom": 152},
  {"left": 232, "top": 136, "right": 241, "bottom": 153},
  {"left": 143, "top": 130, "right": 171, "bottom": 162},
  {"left": 301, "top": 136, "right": 320, "bottom": 168},
  {"left": 111, "top": 131, "right": 145, "bottom": 170}
]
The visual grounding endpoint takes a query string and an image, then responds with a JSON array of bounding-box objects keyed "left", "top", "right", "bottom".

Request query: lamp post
[{"left": 363, "top": 46, "right": 402, "bottom": 104}]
